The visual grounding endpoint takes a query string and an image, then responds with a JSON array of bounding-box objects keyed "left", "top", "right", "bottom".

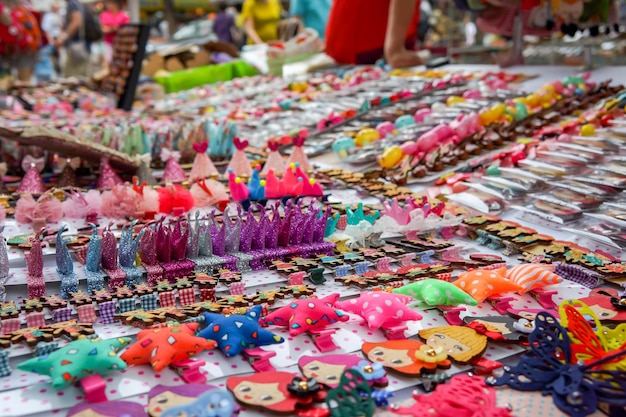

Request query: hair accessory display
[
  {"left": 198, "top": 305, "right": 284, "bottom": 357},
  {"left": 56, "top": 225, "right": 77, "bottom": 299},
  {"left": 120, "top": 323, "right": 216, "bottom": 371},
  {"left": 335, "top": 291, "right": 422, "bottom": 330},
  {"left": 17, "top": 337, "right": 131, "bottom": 388}
]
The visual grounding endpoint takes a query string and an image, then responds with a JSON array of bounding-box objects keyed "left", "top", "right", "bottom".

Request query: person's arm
[
  {"left": 241, "top": 0, "right": 264, "bottom": 44},
  {"left": 55, "top": 9, "right": 82, "bottom": 47},
  {"left": 384, "top": 0, "right": 423, "bottom": 68}
]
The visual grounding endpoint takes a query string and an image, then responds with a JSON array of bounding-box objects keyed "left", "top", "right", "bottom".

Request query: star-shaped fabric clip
[
  {"left": 18, "top": 337, "right": 131, "bottom": 388},
  {"left": 262, "top": 293, "right": 349, "bottom": 336},
  {"left": 394, "top": 279, "right": 478, "bottom": 307},
  {"left": 198, "top": 305, "right": 284, "bottom": 357},
  {"left": 120, "top": 323, "right": 216, "bottom": 372},
  {"left": 336, "top": 292, "right": 422, "bottom": 330}
]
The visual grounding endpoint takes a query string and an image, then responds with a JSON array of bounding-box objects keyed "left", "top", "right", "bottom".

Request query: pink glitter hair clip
[{"left": 26, "top": 228, "right": 46, "bottom": 298}]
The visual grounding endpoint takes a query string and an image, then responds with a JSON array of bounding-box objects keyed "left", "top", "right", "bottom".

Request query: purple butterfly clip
[{"left": 487, "top": 312, "right": 626, "bottom": 417}]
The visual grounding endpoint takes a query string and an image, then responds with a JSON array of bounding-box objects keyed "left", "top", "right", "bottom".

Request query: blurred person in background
[
  {"left": 213, "top": 1, "right": 240, "bottom": 45},
  {"left": 35, "top": 1, "right": 61, "bottom": 79},
  {"left": 241, "top": 0, "right": 281, "bottom": 44},
  {"left": 100, "top": 0, "right": 129, "bottom": 62},
  {"left": 0, "top": 0, "right": 42, "bottom": 81},
  {"left": 325, "top": 0, "right": 422, "bottom": 68},
  {"left": 289, "top": 0, "right": 331, "bottom": 40},
  {"left": 54, "top": 0, "right": 90, "bottom": 77}
]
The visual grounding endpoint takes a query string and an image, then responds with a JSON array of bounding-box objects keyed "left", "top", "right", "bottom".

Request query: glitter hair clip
[
  {"left": 0, "top": 226, "right": 9, "bottom": 302},
  {"left": 101, "top": 223, "right": 126, "bottom": 291},
  {"left": 119, "top": 221, "right": 145, "bottom": 287},
  {"left": 57, "top": 224, "right": 78, "bottom": 299},
  {"left": 487, "top": 312, "right": 626, "bottom": 417},
  {"left": 391, "top": 374, "right": 512, "bottom": 417},
  {"left": 84, "top": 224, "right": 105, "bottom": 294},
  {"left": 26, "top": 228, "right": 46, "bottom": 298}
]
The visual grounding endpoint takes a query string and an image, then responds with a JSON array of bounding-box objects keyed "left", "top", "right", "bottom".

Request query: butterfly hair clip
[{"left": 487, "top": 312, "right": 626, "bottom": 417}]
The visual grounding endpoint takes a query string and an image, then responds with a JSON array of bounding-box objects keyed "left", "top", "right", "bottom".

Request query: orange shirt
[{"left": 325, "top": 0, "right": 421, "bottom": 65}]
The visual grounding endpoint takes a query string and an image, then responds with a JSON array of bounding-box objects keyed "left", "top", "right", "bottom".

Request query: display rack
[{"left": 101, "top": 24, "right": 150, "bottom": 111}]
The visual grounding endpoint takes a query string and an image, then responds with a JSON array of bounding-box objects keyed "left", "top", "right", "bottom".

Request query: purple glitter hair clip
[
  {"left": 239, "top": 207, "right": 254, "bottom": 253},
  {"left": 171, "top": 218, "right": 189, "bottom": 261},
  {"left": 101, "top": 224, "right": 118, "bottom": 271},
  {"left": 156, "top": 218, "right": 172, "bottom": 263},
  {"left": 57, "top": 224, "right": 77, "bottom": 299},
  {"left": 210, "top": 210, "right": 226, "bottom": 257},
  {"left": 251, "top": 205, "right": 268, "bottom": 251},
  {"left": 265, "top": 202, "right": 280, "bottom": 249}
]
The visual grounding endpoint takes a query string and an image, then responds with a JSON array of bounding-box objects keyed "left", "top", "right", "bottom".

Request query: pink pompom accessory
[
  {"left": 190, "top": 179, "right": 229, "bottom": 211},
  {"left": 101, "top": 184, "right": 142, "bottom": 219},
  {"left": 15, "top": 190, "right": 63, "bottom": 224}
]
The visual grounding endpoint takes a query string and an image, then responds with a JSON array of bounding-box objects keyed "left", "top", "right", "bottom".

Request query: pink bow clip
[
  {"left": 160, "top": 148, "right": 181, "bottom": 162},
  {"left": 22, "top": 155, "right": 46, "bottom": 173}
]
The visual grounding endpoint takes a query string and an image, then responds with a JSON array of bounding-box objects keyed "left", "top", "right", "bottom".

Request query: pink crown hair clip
[
  {"left": 26, "top": 228, "right": 47, "bottom": 298},
  {"left": 261, "top": 138, "right": 286, "bottom": 177},
  {"left": 189, "top": 141, "right": 219, "bottom": 181},
  {"left": 17, "top": 154, "right": 46, "bottom": 194},
  {"left": 227, "top": 137, "right": 253, "bottom": 178}
]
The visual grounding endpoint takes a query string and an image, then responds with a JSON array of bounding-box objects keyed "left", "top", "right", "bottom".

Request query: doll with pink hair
[
  {"left": 67, "top": 400, "right": 145, "bottom": 417},
  {"left": 298, "top": 354, "right": 362, "bottom": 388}
]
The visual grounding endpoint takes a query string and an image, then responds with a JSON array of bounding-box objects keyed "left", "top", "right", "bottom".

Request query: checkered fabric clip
[
  {"left": 0, "top": 351, "right": 11, "bottom": 377},
  {"left": 377, "top": 257, "right": 392, "bottom": 271},
  {"left": 1, "top": 318, "right": 21, "bottom": 335},
  {"left": 229, "top": 282, "right": 245, "bottom": 295},
  {"left": 26, "top": 311, "right": 46, "bottom": 328},
  {"left": 33, "top": 341, "right": 59, "bottom": 357},
  {"left": 355, "top": 261, "right": 370, "bottom": 275},
  {"left": 118, "top": 298, "right": 136, "bottom": 314},
  {"left": 288, "top": 271, "right": 306, "bottom": 285},
  {"left": 400, "top": 253, "right": 415, "bottom": 267},
  {"left": 140, "top": 293, "right": 158, "bottom": 311},
  {"left": 178, "top": 288, "right": 196, "bottom": 306},
  {"left": 199, "top": 288, "right": 216, "bottom": 302},
  {"left": 77, "top": 304, "right": 98, "bottom": 323},
  {"left": 99, "top": 300, "right": 118, "bottom": 324},
  {"left": 52, "top": 307, "right": 73, "bottom": 323},
  {"left": 158, "top": 291, "right": 176, "bottom": 308},
  {"left": 335, "top": 265, "right": 351, "bottom": 278}
]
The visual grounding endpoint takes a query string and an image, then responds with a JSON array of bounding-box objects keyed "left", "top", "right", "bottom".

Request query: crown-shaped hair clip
[
  {"left": 57, "top": 224, "right": 77, "bottom": 299},
  {"left": 0, "top": 226, "right": 9, "bottom": 302},
  {"left": 85, "top": 224, "right": 105, "bottom": 294},
  {"left": 26, "top": 228, "right": 46, "bottom": 299}
]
